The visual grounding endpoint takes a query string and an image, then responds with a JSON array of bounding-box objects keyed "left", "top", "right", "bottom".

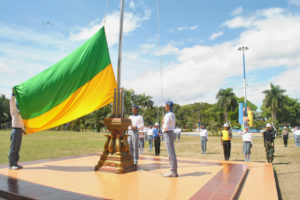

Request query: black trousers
[
  {"left": 154, "top": 137, "right": 161, "bottom": 156},
  {"left": 223, "top": 141, "right": 231, "bottom": 160},
  {"left": 283, "top": 135, "right": 288, "bottom": 147}
]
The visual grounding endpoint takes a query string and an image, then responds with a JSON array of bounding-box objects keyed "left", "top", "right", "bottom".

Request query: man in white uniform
[
  {"left": 162, "top": 101, "right": 178, "bottom": 177},
  {"left": 128, "top": 105, "right": 144, "bottom": 165},
  {"left": 9, "top": 89, "right": 25, "bottom": 170},
  {"left": 198, "top": 125, "right": 208, "bottom": 154}
]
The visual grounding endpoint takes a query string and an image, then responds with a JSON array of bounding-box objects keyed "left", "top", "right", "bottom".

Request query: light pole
[{"left": 238, "top": 46, "right": 249, "bottom": 118}]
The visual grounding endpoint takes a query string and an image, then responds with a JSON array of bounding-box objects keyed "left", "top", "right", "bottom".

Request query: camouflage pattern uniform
[{"left": 263, "top": 128, "right": 276, "bottom": 163}]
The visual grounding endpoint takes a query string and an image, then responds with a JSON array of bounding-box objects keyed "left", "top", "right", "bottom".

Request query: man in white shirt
[
  {"left": 128, "top": 105, "right": 144, "bottom": 165},
  {"left": 239, "top": 126, "right": 252, "bottom": 161},
  {"left": 292, "top": 126, "right": 300, "bottom": 147},
  {"left": 147, "top": 125, "right": 154, "bottom": 151},
  {"left": 198, "top": 125, "right": 208, "bottom": 154},
  {"left": 162, "top": 101, "right": 178, "bottom": 177},
  {"left": 9, "top": 89, "right": 25, "bottom": 170}
]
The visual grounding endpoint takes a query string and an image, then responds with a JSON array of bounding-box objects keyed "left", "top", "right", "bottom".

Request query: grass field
[{"left": 1, "top": 130, "right": 299, "bottom": 199}]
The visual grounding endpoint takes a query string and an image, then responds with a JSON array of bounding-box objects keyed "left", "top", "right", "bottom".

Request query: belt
[
  {"left": 244, "top": 141, "right": 251, "bottom": 143},
  {"left": 12, "top": 127, "right": 22, "bottom": 129}
]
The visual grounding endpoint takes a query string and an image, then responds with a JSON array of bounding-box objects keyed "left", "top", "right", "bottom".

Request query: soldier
[
  {"left": 128, "top": 105, "right": 144, "bottom": 165},
  {"left": 262, "top": 123, "right": 276, "bottom": 163},
  {"left": 162, "top": 101, "right": 178, "bottom": 177},
  {"left": 221, "top": 123, "right": 232, "bottom": 160}
]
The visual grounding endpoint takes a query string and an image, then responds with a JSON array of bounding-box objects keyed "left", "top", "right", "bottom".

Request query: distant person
[
  {"left": 139, "top": 129, "right": 146, "bottom": 155},
  {"left": 239, "top": 126, "right": 252, "bottom": 162},
  {"left": 147, "top": 125, "right": 154, "bottom": 151},
  {"left": 261, "top": 123, "right": 276, "bottom": 163},
  {"left": 162, "top": 101, "right": 178, "bottom": 177},
  {"left": 292, "top": 126, "right": 300, "bottom": 147},
  {"left": 281, "top": 127, "right": 289, "bottom": 147},
  {"left": 128, "top": 105, "right": 144, "bottom": 165},
  {"left": 176, "top": 127, "right": 182, "bottom": 142},
  {"left": 198, "top": 125, "right": 208, "bottom": 154},
  {"left": 9, "top": 88, "right": 25, "bottom": 170},
  {"left": 221, "top": 123, "right": 232, "bottom": 160},
  {"left": 153, "top": 122, "right": 161, "bottom": 156}
]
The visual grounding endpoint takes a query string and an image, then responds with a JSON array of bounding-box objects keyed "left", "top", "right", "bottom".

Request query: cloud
[
  {"left": 288, "top": 0, "right": 300, "bottom": 7},
  {"left": 209, "top": 31, "right": 224, "bottom": 40},
  {"left": 155, "top": 44, "right": 180, "bottom": 56},
  {"left": 232, "top": 6, "right": 243, "bottom": 16},
  {"left": 70, "top": 9, "right": 151, "bottom": 47},
  {"left": 175, "top": 25, "right": 198, "bottom": 32},
  {"left": 124, "top": 8, "right": 300, "bottom": 106}
]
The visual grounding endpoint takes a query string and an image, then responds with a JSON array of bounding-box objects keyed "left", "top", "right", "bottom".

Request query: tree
[
  {"left": 216, "top": 88, "right": 238, "bottom": 123},
  {"left": 0, "top": 94, "right": 11, "bottom": 129},
  {"left": 262, "top": 83, "right": 286, "bottom": 121}
]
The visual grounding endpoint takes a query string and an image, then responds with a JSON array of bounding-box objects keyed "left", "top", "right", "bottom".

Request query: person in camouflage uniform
[{"left": 262, "top": 123, "right": 276, "bottom": 163}]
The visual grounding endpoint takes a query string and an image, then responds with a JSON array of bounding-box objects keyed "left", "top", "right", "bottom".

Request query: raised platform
[{"left": 0, "top": 154, "right": 277, "bottom": 200}]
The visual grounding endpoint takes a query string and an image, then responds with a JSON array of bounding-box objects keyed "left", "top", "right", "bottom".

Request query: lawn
[{"left": 0, "top": 130, "right": 299, "bottom": 199}]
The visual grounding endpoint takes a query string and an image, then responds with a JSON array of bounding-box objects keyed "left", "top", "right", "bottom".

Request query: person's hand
[
  {"left": 23, "top": 130, "right": 27, "bottom": 135},
  {"left": 131, "top": 125, "right": 136, "bottom": 130}
]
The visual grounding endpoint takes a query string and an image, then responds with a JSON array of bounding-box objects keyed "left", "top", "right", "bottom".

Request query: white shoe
[
  {"left": 9, "top": 166, "right": 18, "bottom": 170},
  {"left": 163, "top": 171, "right": 178, "bottom": 177}
]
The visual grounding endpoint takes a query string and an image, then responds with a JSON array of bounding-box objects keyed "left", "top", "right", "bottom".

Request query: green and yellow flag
[{"left": 14, "top": 27, "right": 116, "bottom": 134}]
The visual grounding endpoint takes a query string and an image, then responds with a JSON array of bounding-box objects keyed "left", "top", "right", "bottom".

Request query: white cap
[
  {"left": 266, "top": 123, "right": 272, "bottom": 128},
  {"left": 155, "top": 122, "right": 159, "bottom": 126},
  {"left": 284, "top": 126, "right": 287, "bottom": 129},
  {"left": 224, "top": 123, "right": 229, "bottom": 127}
]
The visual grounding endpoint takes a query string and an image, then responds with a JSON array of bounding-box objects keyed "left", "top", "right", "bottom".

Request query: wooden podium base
[{"left": 94, "top": 118, "right": 137, "bottom": 174}]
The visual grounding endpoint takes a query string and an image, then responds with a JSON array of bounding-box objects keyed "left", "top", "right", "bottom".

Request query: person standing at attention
[
  {"left": 221, "top": 123, "right": 232, "bottom": 160},
  {"left": 239, "top": 126, "right": 252, "bottom": 162},
  {"left": 147, "top": 124, "right": 154, "bottom": 151},
  {"left": 292, "top": 126, "right": 300, "bottom": 147},
  {"left": 128, "top": 105, "right": 144, "bottom": 165},
  {"left": 281, "top": 127, "right": 289, "bottom": 147},
  {"left": 9, "top": 88, "right": 25, "bottom": 170},
  {"left": 261, "top": 123, "right": 276, "bottom": 163},
  {"left": 153, "top": 122, "right": 161, "bottom": 156},
  {"left": 199, "top": 125, "right": 208, "bottom": 154},
  {"left": 162, "top": 101, "right": 178, "bottom": 177}
]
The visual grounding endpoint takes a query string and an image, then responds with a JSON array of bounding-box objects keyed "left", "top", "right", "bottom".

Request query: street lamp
[{"left": 238, "top": 46, "right": 249, "bottom": 118}]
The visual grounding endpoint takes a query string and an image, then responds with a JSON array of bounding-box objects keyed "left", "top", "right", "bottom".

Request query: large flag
[{"left": 14, "top": 27, "right": 116, "bottom": 134}]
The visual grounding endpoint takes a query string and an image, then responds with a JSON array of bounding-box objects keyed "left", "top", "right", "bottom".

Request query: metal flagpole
[
  {"left": 116, "top": 0, "right": 125, "bottom": 117},
  {"left": 238, "top": 46, "right": 249, "bottom": 124}
]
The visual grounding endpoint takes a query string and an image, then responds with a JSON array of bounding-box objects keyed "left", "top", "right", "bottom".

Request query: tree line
[{"left": 1, "top": 83, "right": 299, "bottom": 132}]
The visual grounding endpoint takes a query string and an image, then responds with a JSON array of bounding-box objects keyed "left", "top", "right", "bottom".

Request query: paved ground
[{"left": 0, "top": 154, "right": 277, "bottom": 200}]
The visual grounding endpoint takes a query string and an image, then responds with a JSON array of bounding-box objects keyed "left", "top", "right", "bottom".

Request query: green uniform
[{"left": 263, "top": 129, "right": 276, "bottom": 163}]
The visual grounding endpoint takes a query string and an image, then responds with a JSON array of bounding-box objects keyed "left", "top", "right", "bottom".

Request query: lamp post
[{"left": 238, "top": 46, "right": 249, "bottom": 118}]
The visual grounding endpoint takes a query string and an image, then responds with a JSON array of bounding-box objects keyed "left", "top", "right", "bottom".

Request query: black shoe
[{"left": 15, "top": 163, "right": 23, "bottom": 169}]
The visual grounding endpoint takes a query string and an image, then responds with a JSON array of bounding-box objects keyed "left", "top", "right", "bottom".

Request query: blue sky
[{"left": 1, "top": 0, "right": 300, "bottom": 108}]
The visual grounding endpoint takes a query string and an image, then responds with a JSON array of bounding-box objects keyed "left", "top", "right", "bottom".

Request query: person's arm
[
  {"left": 163, "top": 115, "right": 169, "bottom": 132},
  {"left": 137, "top": 116, "right": 144, "bottom": 131},
  {"left": 220, "top": 131, "right": 223, "bottom": 144}
]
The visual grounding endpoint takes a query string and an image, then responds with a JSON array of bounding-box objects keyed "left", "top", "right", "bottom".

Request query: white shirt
[
  {"left": 163, "top": 111, "right": 175, "bottom": 132},
  {"left": 292, "top": 129, "right": 300, "bottom": 136},
  {"left": 147, "top": 128, "right": 154, "bottom": 136},
  {"left": 239, "top": 130, "right": 252, "bottom": 143},
  {"left": 10, "top": 96, "right": 24, "bottom": 130},
  {"left": 128, "top": 114, "right": 144, "bottom": 130},
  {"left": 128, "top": 114, "right": 144, "bottom": 135},
  {"left": 199, "top": 129, "right": 208, "bottom": 138}
]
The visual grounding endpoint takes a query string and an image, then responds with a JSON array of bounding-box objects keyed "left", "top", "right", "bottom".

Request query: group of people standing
[{"left": 127, "top": 101, "right": 178, "bottom": 177}]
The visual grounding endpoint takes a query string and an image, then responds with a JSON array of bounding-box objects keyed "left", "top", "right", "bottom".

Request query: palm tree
[
  {"left": 262, "top": 83, "right": 286, "bottom": 121},
  {"left": 216, "top": 88, "right": 238, "bottom": 123}
]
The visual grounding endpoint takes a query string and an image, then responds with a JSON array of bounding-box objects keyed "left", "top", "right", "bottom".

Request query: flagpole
[{"left": 116, "top": 0, "right": 125, "bottom": 117}]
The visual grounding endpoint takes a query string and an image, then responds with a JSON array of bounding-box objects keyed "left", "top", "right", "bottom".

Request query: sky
[{"left": 1, "top": 0, "right": 300, "bottom": 108}]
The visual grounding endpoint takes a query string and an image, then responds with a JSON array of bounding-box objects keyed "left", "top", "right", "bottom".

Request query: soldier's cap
[
  {"left": 155, "top": 122, "right": 159, "bottom": 126},
  {"left": 224, "top": 123, "right": 229, "bottom": 127},
  {"left": 131, "top": 105, "right": 139, "bottom": 109},
  {"left": 266, "top": 123, "right": 272, "bottom": 128},
  {"left": 165, "top": 101, "right": 174, "bottom": 110}
]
